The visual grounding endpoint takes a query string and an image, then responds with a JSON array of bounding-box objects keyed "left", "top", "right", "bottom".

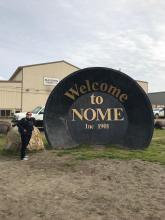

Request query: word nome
[{"left": 72, "top": 108, "right": 125, "bottom": 121}]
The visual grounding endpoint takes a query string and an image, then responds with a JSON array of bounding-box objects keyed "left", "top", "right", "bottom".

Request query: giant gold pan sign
[{"left": 44, "top": 67, "right": 154, "bottom": 149}]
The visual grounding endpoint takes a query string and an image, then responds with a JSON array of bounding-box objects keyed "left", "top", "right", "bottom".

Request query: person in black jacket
[{"left": 16, "top": 112, "right": 35, "bottom": 160}]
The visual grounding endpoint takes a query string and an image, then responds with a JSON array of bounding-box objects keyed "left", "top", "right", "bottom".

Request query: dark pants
[{"left": 20, "top": 133, "right": 32, "bottom": 159}]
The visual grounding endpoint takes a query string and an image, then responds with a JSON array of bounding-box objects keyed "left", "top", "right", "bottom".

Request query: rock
[
  {"left": 6, "top": 127, "right": 21, "bottom": 151},
  {"left": 28, "top": 127, "right": 45, "bottom": 151},
  {"left": 0, "top": 121, "right": 11, "bottom": 135},
  {"left": 154, "top": 120, "right": 165, "bottom": 129},
  {"left": 5, "top": 126, "right": 45, "bottom": 151}
]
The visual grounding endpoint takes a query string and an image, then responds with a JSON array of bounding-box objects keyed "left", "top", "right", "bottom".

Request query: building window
[
  {"left": 0, "top": 109, "right": 12, "bottom": 117},
  {"left": 15, "top": 110, "right": 21, "bottom": 113},
  {"left": 6, "top": 110, "right": 11, "bottom": 117},
  {"left": 1, "top": 110, "right": 5, "bottom": 117}
]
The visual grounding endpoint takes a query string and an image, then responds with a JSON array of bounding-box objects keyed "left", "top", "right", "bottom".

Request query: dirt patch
[{"left": 0, "top": 151, "right": 165, "bottom": 220}]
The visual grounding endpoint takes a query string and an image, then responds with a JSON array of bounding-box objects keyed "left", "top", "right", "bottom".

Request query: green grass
[
  {"left": 0, "top": 134, "right": 6, "bottom": 153},
  {"left": 54, "top": 129, "right": 165, "bottom": 164},
  {"left": 0, "top": 129, "right": 165, "bottom": 164}
]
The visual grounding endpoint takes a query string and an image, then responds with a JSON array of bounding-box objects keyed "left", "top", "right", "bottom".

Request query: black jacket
[{"left": 17, "top": 117, "right": 35, "bottom": 135}]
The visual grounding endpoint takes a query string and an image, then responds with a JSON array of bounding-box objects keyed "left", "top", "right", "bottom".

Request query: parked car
[
  {"left": 153, "top": 108, "right": 165, "bottom": 119},
  {"left": 12, "top": 106, "right": 45, "bottom": 127}
]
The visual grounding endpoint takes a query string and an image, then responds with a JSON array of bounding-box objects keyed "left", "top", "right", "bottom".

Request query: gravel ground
[{"left": 0, "top": 151, "right": 165, "bottom": 220}]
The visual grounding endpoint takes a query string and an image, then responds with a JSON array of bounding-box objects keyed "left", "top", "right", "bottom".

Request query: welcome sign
[{"left": 44, "top": 67, "right": 154, "bottom": 149}]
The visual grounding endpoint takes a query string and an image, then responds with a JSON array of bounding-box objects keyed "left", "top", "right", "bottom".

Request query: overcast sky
[{"left": 0, "top": 0, "right": 165, "bottom": 92}]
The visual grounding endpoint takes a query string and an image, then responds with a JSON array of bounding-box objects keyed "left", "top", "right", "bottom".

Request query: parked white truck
[
  {"left": 12, "top": 106, "right": 45, "bottom": 127},
  {"left": 153, "top": 108, "right": 165, "bottom": 119}
]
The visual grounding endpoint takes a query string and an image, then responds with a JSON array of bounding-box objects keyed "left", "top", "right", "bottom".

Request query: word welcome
[{"left": 64, "top": 80, "right": 128, "bottom": 103}]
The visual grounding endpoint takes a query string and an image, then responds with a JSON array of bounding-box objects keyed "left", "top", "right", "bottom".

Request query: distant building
[
  {"left": 136, "top": 80, "right": 148, "bottom": 94},
  {"left": 0, "top": 60, "right": 148, "bottom": 117},
  {"left": 0, "top": 60, "right": 79, "bottom": 117},
  {"left": 148, "top": 92, "right": 165, "bottom": 108}
]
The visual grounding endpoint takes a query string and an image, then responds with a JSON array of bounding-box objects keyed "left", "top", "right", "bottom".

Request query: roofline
[
  {"left": 148, "top": 91, "right": 165, "bottom": 94},
  {"left": 0, "top": 80, "right": 21, "bottom": 83},
  {"left": 136, "top": 80, "right": 148, "bottom": 83},
  {"left": 9, "top": 66, "right": 22, "bottom": 81},
  {"left": 9, "top": 60, "right": 80, "bottom": 80}
]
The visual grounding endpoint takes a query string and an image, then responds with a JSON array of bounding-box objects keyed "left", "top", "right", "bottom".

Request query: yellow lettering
[
  {"left": 72, "top": 109, "right": 83, "bottom": 121},
  {"left": 84, "top": 108, "right": 96, "bottom": 121},
  {"left": 108, "top": 85, "right": 121, "bottom": 98},
  {"left": 114, "top": 108, "right": 124, "bottom": 120},
  {"left": 92, "top": 82, "right": 99, "bottom": 91},
  {"left": 80, "top": 85, "right": 87, "bottom": 94},
  {"left": 96, "top": 108, "right": 112, "bottom": 121},
  {"left": 119, "top": 94, "right": 128, "bottom": 103},
  {"left": 100, "top": 83, "right": 108, "bottom": 92},
  {"left": 64, "top": 84, "right": 80, "bottom": 100}
]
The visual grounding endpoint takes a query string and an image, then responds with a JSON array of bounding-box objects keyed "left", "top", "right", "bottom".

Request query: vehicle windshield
[
  {"left": 153, "top": 108, "right": 163, "bottom": 111},
  {"left": 32, "top": 106, "right": 42, "bottom": 114}
]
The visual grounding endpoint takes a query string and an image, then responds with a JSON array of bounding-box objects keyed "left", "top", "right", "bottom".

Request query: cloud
[
  {"left": 0, "top": 0, "right": 165, "bottom": 92},
  {"left": 0, "top": 76, "right": 7, "bottom": 80}
]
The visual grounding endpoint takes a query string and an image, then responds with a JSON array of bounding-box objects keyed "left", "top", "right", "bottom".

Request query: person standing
[{"left": 16, "top": 112, "right": 35, "bottom": 160}]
